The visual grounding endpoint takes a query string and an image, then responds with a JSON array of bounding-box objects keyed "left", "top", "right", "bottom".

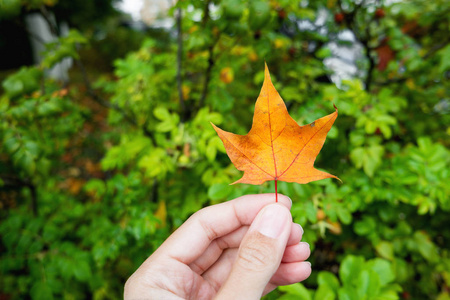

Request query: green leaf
[
  {"left": 315, "top": 284, "right": 335, "bottom": 300},
  {"left": 318, "top": 271, "right": 340, "bottom": 293},
  {"left": 0, "top": 0, "right": 22, "bottom": 19},
  {"left": 357, "top": 269, "right": 381, "bottom": 298},
  {"left": 438, "top": 44, "right": 450, "bottom": 72},
  {"left": 154, "top": 107, "right": 171, "bottom": 121},
  {"left": 354, "top": 217, "right": 376, "bottom": 236},
  {"left": 31, "top": 282, "right": 54, "bottom": 300},
  {"left": 206, "top": 140, "right": 218, "bottom": 162},
  {"left": 19, "top": 152, "right": 36, "bottom": 175},
  {"left": 413, "top": 231, "right": 438, "bottom": 262},
  {"left": 374, "top": 284, "right": 402, "bottom": 300},
  {"left": 338, "top": 286, "right": 359, "bottom": 300},
  {"left": 2, "top": 66, "right": 42, "bottom": 98},
  {"left": 2, "top": 77, "right": 23, "bottom": 98},
  {"left": 222, "top": 0, "right": 245, "bottom": 19},
  {"left": 3, "top": 137, "right": 20, "bottom": 154},
  {"left": 208, "top": 183, "right": 232, "bottom": 201},
  {"left": 156, "top": 121, "right": 175, "bottom": 132},
  {"left": 349, "top": 147, "right": 364, "bottom": 169},
  {"left": 279, "top": 283, "right": 312, "bottom": 300},
  {"left": 366, "top": 258, "right": 395, "bottom": 286},
  {"left": 84, "top": 179, "right": 106, "bottom": 198},
  {"left": 339, "top": 255, "right": 364, "bottom": 286},
  {"left": 337, "top": 207, "right": 352, "bottom": 225},
  {"left": 73, "top": 260, "right": 92, "bottom": 282},
  {"left": 317, "top": 47, "right": 332, "bottom": 58},
  {"left": 375, "top": 241, "right": 394, "bottom": 261},
  {"left": 248, "top": 1, "right": 271, "bottom": 30}
]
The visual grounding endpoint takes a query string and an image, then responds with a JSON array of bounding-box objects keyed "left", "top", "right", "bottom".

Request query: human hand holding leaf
[{"left": 212, "top": 64, "right": 339, "bottom": 202}]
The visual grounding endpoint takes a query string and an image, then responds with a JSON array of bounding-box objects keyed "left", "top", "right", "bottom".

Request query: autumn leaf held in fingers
[{"left": 212, "top": 64, "right": 339, "bottom": 202}]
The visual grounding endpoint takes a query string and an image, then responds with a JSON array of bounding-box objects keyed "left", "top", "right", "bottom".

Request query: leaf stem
[{"left": 275, "top": 180, "right": 278, "bottom": 203}]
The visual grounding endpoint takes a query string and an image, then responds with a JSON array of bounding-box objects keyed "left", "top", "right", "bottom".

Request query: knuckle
[{"left": 237, "top": 234, "right": 276, "bottom": 271}]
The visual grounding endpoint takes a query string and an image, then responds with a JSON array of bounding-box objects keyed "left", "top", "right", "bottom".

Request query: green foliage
[
  {"left": 40, "top": 30, "right": 87, "bottom": 68},
  {"left": 1, "top": 0, "right": 449, "bottom": 299},
  {"left": 281, "top": 256, "right": 401, "bottom": 300}
]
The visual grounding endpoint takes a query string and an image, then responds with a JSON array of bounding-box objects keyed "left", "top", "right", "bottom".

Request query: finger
[
  {"left": 215, "top": 204, "right": 292, "bottom": 300},
  {"left": 262, "top": 261, "right": 312, "bottom": 295},
  {"left": 282, "top": 242, "right": 310, "bottom": 263},
  {"left": 189, "top": 226, "right": 248, "bottom": 274},
  {"left": 190, "top": 222, "right": 301, "bottom": 274},
  {"left": 269, "top": 261, "right": 312, "bottom": 286},
  {"left": 289, "top": 223, "right": 303, "bottom": 245},
  {"left": 203, "top": 251, "right": 312, "bottom": 296},
  {"left": 202, "top": 248, "right": 238, "bottom": 292},
  {"left": 153, "top": 194, "right": 291, "bottom": 264}
]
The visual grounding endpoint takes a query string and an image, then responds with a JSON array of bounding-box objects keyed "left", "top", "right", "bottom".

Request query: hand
[{"left": 124, "top": 194, "right": 311, "bottom": 299}]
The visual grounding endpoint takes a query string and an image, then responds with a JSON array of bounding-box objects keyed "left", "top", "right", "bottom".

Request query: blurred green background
[{"left": 0, "top": 0, "right": 449, "bottom": 299}]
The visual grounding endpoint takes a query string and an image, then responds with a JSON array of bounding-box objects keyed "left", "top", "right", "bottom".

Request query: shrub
[{"left": 1, "top": 0, "right": 449, "bottom": 299}]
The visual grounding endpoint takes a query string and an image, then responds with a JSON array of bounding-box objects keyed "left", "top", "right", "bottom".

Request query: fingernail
[
  {"left": 277, "top": 194, "right": 292, "bottom": 207},
  {"left": 253, "top": 204, "right": 289, "bottom": 239},
  {"left": 296, "top": 223, "right": 304, "bottom": 235},
  {"left": 287, "top": 196, "right": 292, "bottom": 206}
]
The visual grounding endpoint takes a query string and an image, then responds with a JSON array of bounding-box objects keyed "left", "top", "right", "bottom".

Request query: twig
[
  {"left": 1, "top": 176, "right": 38, "bottom": 216},
  {"left": 176, "top": 8, "right": 187, "bottom": 121},
  {"left": 337, "top": 0, "right": 374, "bottom": 92},
  {"left": 40, "top": 76, "right": 46, "bottom": 95},
  {"left": 374, "top": 78, "right": 407, "bottom": 86},
  {"left": 362, "top": 26, "right": 375, "bottom": 92},
  {"left": 39, "top": 5, "right": 59, "bottom": 36},
  {"left": 151, "top": 179, "right": 159, "bottom": 203},
  {"left": 423, "top": 39, "right": 450, "bottom": 59},
  {"left": 30, "top": 184, "right": 38, "bottom": 216},
  {"left": 199, "top": 44, "right": 215, "bottom": 108}
]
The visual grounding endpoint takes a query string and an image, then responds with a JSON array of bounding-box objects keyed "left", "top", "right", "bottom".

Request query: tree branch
[
  {"left": 75, "top": 59, "right": 156, "bottom": 145},
  {"left": 198, "top": 3, "right": 220, "bottom": 109},
  {"left": 202, "top": 0, "right": 211, "bottom": 25}
]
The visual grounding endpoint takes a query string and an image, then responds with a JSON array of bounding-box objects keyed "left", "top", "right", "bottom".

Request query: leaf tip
[
  {"left": 210, "top": 122, "right": 221, "bottom": 134},
  {"left": 264, "top": 63, "right": 274, "bottom": 86}
]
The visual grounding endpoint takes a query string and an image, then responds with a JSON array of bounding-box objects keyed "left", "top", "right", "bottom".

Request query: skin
[{"left": 124, "top": 194, "right": 312, "bottom": 300}]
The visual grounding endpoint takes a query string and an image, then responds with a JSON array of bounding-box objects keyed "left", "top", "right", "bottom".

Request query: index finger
[{"left": 152, "top": 194, "right": 291, "bottom": 264}]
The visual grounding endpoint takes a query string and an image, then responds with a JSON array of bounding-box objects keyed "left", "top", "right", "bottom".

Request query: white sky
[{"left": 115, "top": 0, "right": 144, "bottom": 20}]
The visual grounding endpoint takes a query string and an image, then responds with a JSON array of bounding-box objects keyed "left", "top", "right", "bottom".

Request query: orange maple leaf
[{"left": 212, "top": 64, "right": 339, "bottom": 202}]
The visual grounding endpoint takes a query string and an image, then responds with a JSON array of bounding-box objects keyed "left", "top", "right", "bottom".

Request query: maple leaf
[{"left": 212, "top": 64, "right": 339, "bottom": 202}]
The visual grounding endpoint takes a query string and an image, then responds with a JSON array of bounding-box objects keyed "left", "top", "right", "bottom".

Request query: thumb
[{"left": 215, "top": 204, "right": 292, "bottom": 300}]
